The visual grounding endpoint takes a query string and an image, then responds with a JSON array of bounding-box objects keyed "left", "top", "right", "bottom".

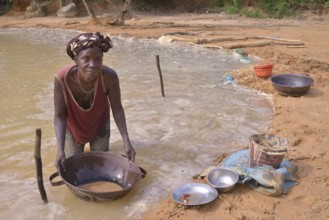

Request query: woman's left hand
[{"left": 124, "top": 142, "right": 136, "bottom": 162}]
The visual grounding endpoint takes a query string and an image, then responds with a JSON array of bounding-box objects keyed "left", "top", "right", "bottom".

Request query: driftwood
[
  {"left": 161, "top": 33, "right": 305, "bottom": 49},
  {"left": 34, "top": 128, "right": 48, "bottom": 203},
  {"left": 222, "top": 40, "right": 273, "bottom": 49},
  {"left": 164, "top": 36, "right": 271, "bottom": 49},
  {"left": 194, "top": 36, "right": 248, "bottom": 44},
  {"left": 256, "top": 36, "right": 304, "bottom": 43},
  {"left": 164, "top": 32, "right": 198, "bottom": 36},
  {"left": 220, "top": 38, "right": 304, "bottom": 48},
  {"left": 272, "top": 41, "right": 305, "bottom": 46},
  {"left": 252, "top": 36, "right": 305, "bottom": 45},
  {"left": 287, "top": 45, "right": 307, "bottom": 48}
]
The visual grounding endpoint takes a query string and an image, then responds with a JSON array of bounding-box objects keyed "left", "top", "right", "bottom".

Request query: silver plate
[{"left": 172, "top": 183, "right": 218, "bottom": 205}]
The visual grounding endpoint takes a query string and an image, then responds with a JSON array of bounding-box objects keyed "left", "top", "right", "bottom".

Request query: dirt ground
[{"left": 1, "top": 10, "right": 329, "bottom": 220}]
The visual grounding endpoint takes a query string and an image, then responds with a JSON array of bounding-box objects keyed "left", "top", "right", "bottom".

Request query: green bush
[
  {"left": 222, "top": 0, "right": 308, "bottom": 18},
  {"left": 210, "top": 0, "right": 225, "bottom": 8},
  {"left": 241, "top": 8, "right": 265, "bottom": 18},
  {"left": 224, "top": 5, "right": 241, "bottom": 14}
]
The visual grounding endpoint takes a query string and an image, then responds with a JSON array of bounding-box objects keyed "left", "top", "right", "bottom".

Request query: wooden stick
[
  {"left": 194, "top": 36, "right": 248, "bottom": 44},
  {"left": 287, "top": 45, "right": 307, "bottom": 48},
  {"left": 272, "top": 40, "right": 304, "bottom": 45},
  {"left": 222, "top": 40, "right": 272, "bottom": 49},
  {"left": 156, "top": 55, "right": 165, "bottom": 97},
  {"left": 252, "top": 35, "right": 304, "bottom": 43},
  {"left": 34, "top": 128, "right": 48, "bottom": 203}
]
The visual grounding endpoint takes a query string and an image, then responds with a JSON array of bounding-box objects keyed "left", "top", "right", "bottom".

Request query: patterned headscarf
[{"left": 66, "top": 32, "right": 113, "bottom": 60}]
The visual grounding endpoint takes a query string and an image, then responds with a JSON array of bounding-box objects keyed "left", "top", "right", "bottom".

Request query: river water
[{"left": 0, "top": 28, "right": 273, "bottom": 220}]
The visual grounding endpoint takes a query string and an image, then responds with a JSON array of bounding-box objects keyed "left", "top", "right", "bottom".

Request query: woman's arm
[
  {"left": 54, "top": 77, "right": 67, "bottom": 170},
  {"left": 104, "top": 67, "right": 136, "bottom": 161}
]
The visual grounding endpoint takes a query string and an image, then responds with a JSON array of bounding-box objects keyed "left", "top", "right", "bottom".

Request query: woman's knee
[
  {"left": 65, "top": 130, "right": 84, "bottom": 157},
  {"left": 90, "top": 124, "right": 110, "bottom": 152}
]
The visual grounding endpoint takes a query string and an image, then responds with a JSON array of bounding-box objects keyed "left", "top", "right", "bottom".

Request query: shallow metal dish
[
  {"left": 270, "top": 74, "right": 314, "bottom": 97},
  {"left": 172, "top": 183, "right": 218, "bottom": 206},
  {"left": 207, "top": 167, "right": 239, "bottom": 192}
]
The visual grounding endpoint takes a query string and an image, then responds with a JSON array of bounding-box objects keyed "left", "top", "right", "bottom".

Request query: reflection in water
[{"left": 0, "top": 28, "right": 273, "bottom": 219}]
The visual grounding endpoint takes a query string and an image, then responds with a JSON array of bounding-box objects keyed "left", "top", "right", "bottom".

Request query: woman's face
[{"left": 75, "top": 47, "right": 103, "bottom": 80}]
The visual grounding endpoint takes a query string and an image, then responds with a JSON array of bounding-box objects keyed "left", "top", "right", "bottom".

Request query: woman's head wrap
[{"left": 66, "top": 32, "right": 113, "bottom": 60}]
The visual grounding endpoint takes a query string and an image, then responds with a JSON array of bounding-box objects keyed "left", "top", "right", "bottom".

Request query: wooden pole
[
  {"left": 156, "top": 55, "right": 165, "bottom": 97},
  {"left": 34, "top": 128, "right": 48, "bottom": 203},
  {"left": 82, "top": 0, "right": 97, "bottom": 21},
  {"left": 112, "top": 0, "right": 131, "bottom": 25}
]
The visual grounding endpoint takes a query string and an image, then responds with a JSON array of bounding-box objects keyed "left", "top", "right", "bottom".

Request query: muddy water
[
  {"left": 0, "top": 28, "right": 273, "bottom": 220},
  {"left": 78, "top": 181, "right": 123, "bottom": 193}
]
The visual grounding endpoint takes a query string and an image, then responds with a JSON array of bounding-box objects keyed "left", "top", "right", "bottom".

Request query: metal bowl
[
  {"left": 207, "top": 168, "right": 239, "bottom": 192},
  {"left": 270, "top": 74, "right": 314, "bottom": 97},
  {"left": 172, "top": 183, "right": 218, "bottom": 206},
  {"left": 49, "top": 152, "right": 146, "bottom": 201}
]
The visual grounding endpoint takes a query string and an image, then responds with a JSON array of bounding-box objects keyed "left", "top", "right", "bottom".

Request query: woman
[{"left": 54, "top": 32, "right": 135, "bottom": 170}]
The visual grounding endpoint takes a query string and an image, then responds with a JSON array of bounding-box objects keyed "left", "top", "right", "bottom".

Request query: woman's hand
[
  {"left": 55, "top": 151, "right": 66, "bottom": 171},
  {"left": 124, "top": 142, "right": 136, "bottom": 162}
]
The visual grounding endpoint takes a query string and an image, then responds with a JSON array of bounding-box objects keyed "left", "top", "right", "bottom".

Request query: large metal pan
[
  {"left": 49, "top": 152, "right": 146, "bottom": 202},
  {"left": 270, "top": 74, "right": 314, "bottom": 97}
]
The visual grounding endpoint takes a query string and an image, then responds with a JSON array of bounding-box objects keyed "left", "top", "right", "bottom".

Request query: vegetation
[
  {"left": 0, "top": 0, "right": 13, "bottom": 15},
  {"left": 3, "top": 0, "right": 329, "bottom": 19},
  {"left": 210, "top": 0, "right": 329, "bottom": 18}
]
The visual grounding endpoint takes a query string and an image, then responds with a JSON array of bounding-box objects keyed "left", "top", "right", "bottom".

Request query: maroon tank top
[{"left": 55, "top": 64, "right": 109, "bottom": 144}]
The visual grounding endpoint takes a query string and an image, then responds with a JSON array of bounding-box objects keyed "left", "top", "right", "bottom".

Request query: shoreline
[{"left": 1, "top": 13, "right": 329, "bottom": 219}]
